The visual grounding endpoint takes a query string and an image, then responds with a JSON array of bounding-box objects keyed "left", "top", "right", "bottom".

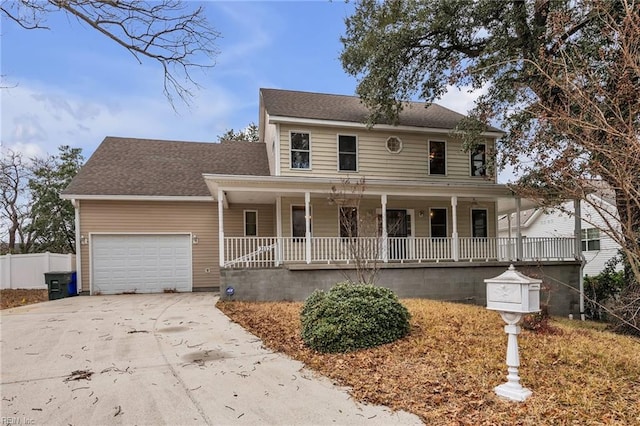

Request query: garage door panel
[{"left": 92, "top": 234, "right": 192, "bottom": 294}]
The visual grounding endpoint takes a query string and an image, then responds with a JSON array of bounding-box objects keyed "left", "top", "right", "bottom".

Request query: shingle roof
[
  {"left": 62, "top": 137, "right": 270, "bottom": 197},
  {"left": 260, "top": 88, "right": 503, "bottom": 132}
]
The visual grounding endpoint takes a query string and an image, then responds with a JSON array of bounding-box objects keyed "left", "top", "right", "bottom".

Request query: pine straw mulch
[
  {"left": 1, "top": 289, "right": 48, "bottom": 310},
  {"left": 217, "top": 299, "right": 640, "bottom": 425}
]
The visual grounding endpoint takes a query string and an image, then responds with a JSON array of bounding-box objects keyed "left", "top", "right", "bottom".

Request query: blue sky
[{"left": 1, "top": 1, "right": 484, "bottom": 163}]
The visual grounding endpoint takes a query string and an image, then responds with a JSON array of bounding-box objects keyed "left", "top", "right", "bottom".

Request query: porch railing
[{"left": 223, "top": 236, "right": 577, "bottom": 268}]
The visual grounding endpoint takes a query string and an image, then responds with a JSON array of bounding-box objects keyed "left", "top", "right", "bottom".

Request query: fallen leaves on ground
[
  {"left": 1, "top": 289, "right": 48, "bottom": 309},
  {"left": 217, "top": 299, "right": 640, "bottom": 425}
]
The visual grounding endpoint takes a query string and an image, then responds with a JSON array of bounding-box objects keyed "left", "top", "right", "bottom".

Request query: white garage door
[{"left": 91, "top": 234, "right": 192, "bottom": 294}]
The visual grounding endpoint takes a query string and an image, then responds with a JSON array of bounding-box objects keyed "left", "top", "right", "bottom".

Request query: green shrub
[
  {"left": 584, "top": 254, "right": 625, "bottom": 321},
  {"left": 300, "top": 282, "right": 411, "bottom": 353}
]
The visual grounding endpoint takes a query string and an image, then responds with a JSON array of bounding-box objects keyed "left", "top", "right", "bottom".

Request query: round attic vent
[{"left": 386, "top": 136, "right": 403, "bottom": 154}]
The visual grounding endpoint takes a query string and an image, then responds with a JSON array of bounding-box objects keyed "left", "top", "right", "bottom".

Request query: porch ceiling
[
  {"left": 497, "top": 197, "right": 539, "bottom": 215},
  {"left": 203, "top": 174, "right": 534, "bottom": 211}
]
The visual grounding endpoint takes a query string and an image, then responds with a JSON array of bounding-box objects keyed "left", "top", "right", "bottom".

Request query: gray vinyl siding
[
  {"left": 78, "top": 200, "right": 273, "bottom": 293},
  {"left": 279, "top": 197, "right": 497, "bottom": 239},
  {"left": 79, "top": 200, "right": 219, "bottom": 292},
  {"left": 277, "top": 124, "right": 495, "bottom": 182},
  {"left": 224, "top": 204, "right": 276, "bottom": 238},
  {"left": 263, "top": 114, "right": 278, "bottom": 175}
]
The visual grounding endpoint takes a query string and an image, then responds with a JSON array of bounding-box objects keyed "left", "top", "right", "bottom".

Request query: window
[
  {"left": 429, "top": 141, "right": 446, "bottom": 175},
  {"left": 472, "top": 209, "right": 488, "bottom": 238},
  {"left": 338, "top": 135, "right": 357, "bottom": 171},
  {"left": 244, "top": 210, "right": 257, "bottom": 236},
  {"left": 292, "top": 206, "right": 311, "bottom": 238},
  {"left": 386, "top": 136, "right": 403, "bottom": 153},
  {"left": 430, "top": 208, "right": 447, "bottom": 237},
  {"left": 471, "top": 143, "right": 487, "bottom": 176},
  {"left": 581, "top": 228, "right": 601, "bottom": 251},
  {"left": 290, "top": 132, "right": 310, "bottom": 169},
  {"left": 339, "top": 207, "right": 358, "bottom": 238}
]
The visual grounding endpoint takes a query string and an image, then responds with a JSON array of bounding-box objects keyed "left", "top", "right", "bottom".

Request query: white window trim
[
  {"left": 429, "top": 207, "right": 449, "bottom": 237},
  {"left": 428, "top": 140, "right": 447, "bottom": 176},
  {"left": 291, "top": 204, "right": 312, "bottom": 238},
  {"left": 337, "top": 134, "right": 359, "bottom": 172},
  {"left": 244, "top": 209, "right": 258, "bottom": 237},
  {"left": 374, "top": 208, "right": 414, "bottom": 238},
  {"left": 289, "top": 130, "right": 312, "bottom": 170},
  {"left": 470, "top": 208, "right": 489, "bottom": 238},
  {"left": 385, "top": 136, "right": 403, "bottom": 154},
  {"left": 581, "top": 227, "right": 601, "bottom": 251},
  {"left": 469, "top": 142, "right": 487, "bottom": 177}
]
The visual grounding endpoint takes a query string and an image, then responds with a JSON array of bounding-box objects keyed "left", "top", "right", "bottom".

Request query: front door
[{"left": 387, "top": 210, "right": 407, "bottom": 260}]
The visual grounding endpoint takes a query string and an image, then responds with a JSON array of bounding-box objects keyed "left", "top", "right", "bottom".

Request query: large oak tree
[{"left": 341, "top": 0, "right": 640, "bottom": 284}]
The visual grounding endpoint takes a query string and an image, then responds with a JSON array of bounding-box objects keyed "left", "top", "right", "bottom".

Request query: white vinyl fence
[{"left": 0, "top": 252, "right": 75, "bottom": 289}]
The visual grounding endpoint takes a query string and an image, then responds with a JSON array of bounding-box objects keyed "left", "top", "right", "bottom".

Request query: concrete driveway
[{"left": 1, "top": 293, "right": 421, "bottom": 425}]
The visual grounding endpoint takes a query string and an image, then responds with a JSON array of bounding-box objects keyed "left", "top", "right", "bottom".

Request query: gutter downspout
[
  {"left": 579, "top": 254, "right": 587, "bottom": 321},
  {"left": 574, "top": 199, "right": 585, "bottom": 321},
  {"left": 72, "top": 199, "right": 82, "bottom": 294}
]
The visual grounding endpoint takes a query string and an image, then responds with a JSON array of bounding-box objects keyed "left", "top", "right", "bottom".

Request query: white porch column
[
  {"left": 276, "top": 196, "right": 282, "bottom": 266},
  {"left": 516, "top": 197, "right": 523, "bottom": 260},
  {"left": 381, "top": 194, "right": 388, "bottom": 263},
  {"left": 218, "top": 189, "right": 225, "bottom": 267},
  {"left": 305, "top": 192, "right": 311, "bottom": 264},
  {"left": 451, "top": 196, "right": 459, "bottom": 261},
  {"left": 574, "top": 198, "right": 585, "bottom": 321},
  {"left": 507, "top": 213, "right": 513, "bottom": 260},
  {"left": 574, "top": 199, "right": 582, "bottom": 259}
]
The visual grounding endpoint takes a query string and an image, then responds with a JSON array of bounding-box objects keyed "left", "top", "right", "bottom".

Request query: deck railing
[{"left": 223, "top": 236, "right": 577, "bottom": 268}]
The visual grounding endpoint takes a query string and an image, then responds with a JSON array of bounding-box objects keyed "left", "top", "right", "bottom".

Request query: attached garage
[
  {"left": 61, "top": 137, "right": 271, "bottom": 294},
  {"left": 91, "top": 234, "right": 192, "bottom": 295}
]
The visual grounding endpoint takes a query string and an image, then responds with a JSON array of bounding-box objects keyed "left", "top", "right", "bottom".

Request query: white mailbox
[{"left": 485, "top": 264, "right": 541, "bottom": 314}]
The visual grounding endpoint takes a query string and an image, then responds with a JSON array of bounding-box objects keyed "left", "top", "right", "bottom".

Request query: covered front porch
[
  {"left": 222, "top": 235, "right": 576, "bottom": 268},
  {"left": 204, "top": 175, "right": 582, "bottom": 269}
]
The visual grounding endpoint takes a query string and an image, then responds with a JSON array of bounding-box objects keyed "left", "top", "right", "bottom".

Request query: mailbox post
[{"left": 485, "top": 264, "right": 541, "bottom": 402}]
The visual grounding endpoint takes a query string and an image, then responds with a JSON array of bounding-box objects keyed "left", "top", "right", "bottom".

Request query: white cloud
[
  {"left": 0, "top": 76, "right": 252, "bottom": 159},
  {"left": 212, "top": 2, "right": 276, "bottom": 67},
  {"left": 436, "top": 84, "right": 488, "bottom": 115}
]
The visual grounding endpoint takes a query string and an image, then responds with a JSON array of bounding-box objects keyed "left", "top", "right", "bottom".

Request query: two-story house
[{"left": 62, "top": 89, "right": 582, "bottom": 315}]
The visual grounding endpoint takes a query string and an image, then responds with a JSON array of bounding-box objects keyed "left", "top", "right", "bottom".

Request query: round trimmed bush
[{"left": 300, "top": 282, "right": 411, "bottom": 353}]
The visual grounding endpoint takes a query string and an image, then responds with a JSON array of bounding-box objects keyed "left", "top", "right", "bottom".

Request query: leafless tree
[
  {"left": 0, "top": 149, "right": 34, "bottom": 253},
  {"left": 329, "top": 178, "right": 403, "bottom": 285},
  {"left": 1, "top": 0, "right": 220, "bottom": 106},
  {"left": 513, "top": 1, "right": 640, "bottom": 285}
]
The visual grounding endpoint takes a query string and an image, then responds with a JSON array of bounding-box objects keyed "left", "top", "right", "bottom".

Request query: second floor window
[
  {"left": 581, "top": 228, "right": 601, "bottom": 251},
  {"left": 338, "top": 135, "right": 357, "bottom": 171},
  {"left": 429, "top": 141, "right": 446, "bottom": 175},
  {"left": 291, "top": 132, "right": 310, "bottom": 169},
  {"left": 430, "top": 208, "right": 447, "bottom": 237},
  {"left": 471, "top": 143, "right": 487, "bottom": 176}
]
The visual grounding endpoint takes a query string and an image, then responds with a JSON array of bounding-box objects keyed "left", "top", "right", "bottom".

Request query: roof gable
[
  {"left": 63, "top": 137, "right": 270, "bottom": 197},
  {"left": 260, "top": 88, "right": 502, "bottom": 132}
]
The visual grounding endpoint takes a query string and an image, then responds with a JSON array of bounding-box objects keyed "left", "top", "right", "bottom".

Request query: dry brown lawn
[
  {"left": 1, "top": 289, "right": 48, "bottom": 309},
  {"left": 217, "top": 299, "right": 640, "bottom": 425}
]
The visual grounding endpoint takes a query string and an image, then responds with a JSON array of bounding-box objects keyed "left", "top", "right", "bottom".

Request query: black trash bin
[{"left": 45, "top": 271, "right": 77, "bottom": 300}]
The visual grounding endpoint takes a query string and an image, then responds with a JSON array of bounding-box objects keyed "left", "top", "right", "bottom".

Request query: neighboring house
[
  {"left": 499, "top": 195, "right": 621, "bottom": 277},
  {"left": 62, "top": 88, "right": 581, "bottom": 315}
]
